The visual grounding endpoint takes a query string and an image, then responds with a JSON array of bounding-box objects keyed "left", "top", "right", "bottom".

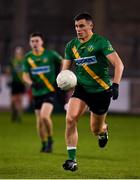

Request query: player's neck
[
  {"left": 33, "top": 47, "right": 44, "bottom": 56},
  {"left": 79, "top": 32, "right": 93, "bottom": 43}
]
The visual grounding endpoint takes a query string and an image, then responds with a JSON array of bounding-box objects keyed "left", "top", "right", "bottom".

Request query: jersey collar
[{"left": 32, "top": 47, "right": 45, "bottom": 56}]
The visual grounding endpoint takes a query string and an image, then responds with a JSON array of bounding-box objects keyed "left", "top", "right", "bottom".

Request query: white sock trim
[{"left": 67, "top": 146, "right": 76, "bottom": 150}]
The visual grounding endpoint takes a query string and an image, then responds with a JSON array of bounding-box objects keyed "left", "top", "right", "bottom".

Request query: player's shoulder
[
  {"left": 66, "top": 38, "right": 78, "bottom": 48},
  {"left": 44, "top": 49, "right": 60, "bottom": 56},
  {"left": 45, "top": 49, "right": 56, "bottom": 54},
  {"left": 93, "top": 34, "right": 111, "bottom": 48},
  {"left": 24, "top": 50, "right": 33, "bottom": 59},
  {"left": 67, "top": 37, "right": 77, "bottom": 44},
  {"left": 93, "top": 33, "right": 109, "bottom": 42},
  {"left": 44, "top": 49, "right": 62, "bottom": 60}
]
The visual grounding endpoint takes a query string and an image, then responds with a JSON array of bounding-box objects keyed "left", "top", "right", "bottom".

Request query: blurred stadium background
[
  {"left": 0, "top": 0, "right": 140, "bottom": 113},
  {"left": 0, "top": 0, "right": 140, "bottom": 179}
]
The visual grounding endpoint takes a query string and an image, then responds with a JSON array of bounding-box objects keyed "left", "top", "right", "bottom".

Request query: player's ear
[{"left": 90, "top": 22, "right": 93, "bottom": 29}]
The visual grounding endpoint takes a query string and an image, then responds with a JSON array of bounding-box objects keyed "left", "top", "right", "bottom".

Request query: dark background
[
  {"left": 0, "top": 0, "right": 140, "bottom": 112},
  {"left": 0, "top": 0, "right": 140, "bottom": 77}
]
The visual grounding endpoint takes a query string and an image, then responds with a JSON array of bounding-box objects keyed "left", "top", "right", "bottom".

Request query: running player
[
  {"left": 23, "top": 32, "right": 63, "bottom": 152},
  {"left": 59, "top": 12, "right": 124, "bottom": 171}
]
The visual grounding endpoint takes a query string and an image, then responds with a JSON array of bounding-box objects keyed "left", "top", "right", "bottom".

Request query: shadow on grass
[
  {"left": 53, "top": 152, "right": 124, "bottom": 162},
  {"left": 78, "top": 154, "right": 123, "bottom": 161}
]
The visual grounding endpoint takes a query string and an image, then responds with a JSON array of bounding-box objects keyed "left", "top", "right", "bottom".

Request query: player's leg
[
  {"left": 15, "top": 94, "right": 23, "bottom": 122},
  {"left": 89, "top": 90, "right": 111, "bottom": 148},
  {"left": 35, "top": 110, "right": 48, "bottom": 151},
  {"left": 90, "top": 112, "right": 108, "bottom": 147},
  {"left": 11, "top": 95, "right": 17, "bottom": 122},
  {"left": 40, "top": 102, "right": 54, "bottom": 152},
  {"left": 63, "top": 97, "right": 86, "bottom": 171},
  {"left": 11, "top": 82, "right": 25, "bottom": 122},
  {"left": 11, "top": 94, "right": 22, "bottom": 122},
  {"left": 11, "top": 83, "right": 17, "bottom": 122}
]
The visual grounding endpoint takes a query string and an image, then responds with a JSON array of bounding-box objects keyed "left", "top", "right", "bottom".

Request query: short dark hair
[
  {"left": 30, "top": 32, "right": 44, "bottom": 40},
  {"left": 74, "top": 12, "right": 93, "bottom": 22}
]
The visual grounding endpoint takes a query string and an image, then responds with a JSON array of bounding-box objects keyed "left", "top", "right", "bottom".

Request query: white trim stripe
[{"left": 67, "top": 146, "right": 76, "bottom": 150}]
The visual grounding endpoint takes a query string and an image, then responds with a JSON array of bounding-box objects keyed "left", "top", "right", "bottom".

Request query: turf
[{"left": 0, "top": 112, "right": 140, "bottom": 179}]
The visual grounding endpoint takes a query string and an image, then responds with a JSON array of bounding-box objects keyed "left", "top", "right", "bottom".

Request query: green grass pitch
[{"left": 0, "top": 112, "right": 140, "bottom": 179}]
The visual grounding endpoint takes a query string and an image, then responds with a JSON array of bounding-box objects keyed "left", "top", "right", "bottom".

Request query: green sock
[{"left": 67, "top": 147, "right": 76, "bottom": 161}]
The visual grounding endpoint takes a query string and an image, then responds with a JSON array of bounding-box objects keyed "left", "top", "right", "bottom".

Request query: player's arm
[
  {"left": 61, "top": 41, "right": 73, "bottom": 71},
  {"left": 22, "top": 56, "right": 33, "bottom": 86},
  {"left": 61, "top": 59, "right": 72, "bottom": 71},
  {"left": 106, "top": 51, "right": 124, "bottom": 84},
  {"left": 106, "top": 51, "right": 124, "bottom": 100},
  {"left": 51, "top": 51, "right": 70, "bottom": 71},
  {"left": 22, "top": 72, "right": 33, "bottom": 86}
]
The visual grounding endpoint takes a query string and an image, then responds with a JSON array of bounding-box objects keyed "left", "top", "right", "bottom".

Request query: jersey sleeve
[
  {"left": 52, "top": 51, "right": 63, "bottom": 63},
  {"left": 100, "top": 38, "right": 115, "bottom": 56},
  {"left": 65, "top": 42, "right": 73, "bottom": 61},
  {"left": 22, "top": 56, "right": 30, "bottom": 73}
]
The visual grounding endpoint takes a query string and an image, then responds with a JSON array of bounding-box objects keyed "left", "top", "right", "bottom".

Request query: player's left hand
[{"left": 110, "top": 83, "right": 119, "bottom": 100}]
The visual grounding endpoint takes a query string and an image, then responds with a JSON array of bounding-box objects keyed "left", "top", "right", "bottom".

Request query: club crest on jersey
[
  {"left": 87, "top": 45, "right": 94, "bottom": 52},
  {"left": 107, "top": 41, "right": 114, "bottom": 51},
  {"left": 74, "top": 56, "right": 97, "bottom": 66}
]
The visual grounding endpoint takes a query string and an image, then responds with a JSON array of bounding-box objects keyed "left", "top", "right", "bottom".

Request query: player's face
[
  {"left": 30, "top": 36, "right": 43, "bottom": 51},
  {"left": 75, "top": 19, "right": 93, "bottom": 40},
  {"left": 15, "top": 47, "right": 24, "bottom": 60}
]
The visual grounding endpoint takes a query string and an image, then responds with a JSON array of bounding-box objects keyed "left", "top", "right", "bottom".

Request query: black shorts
[
  {"left": 72, "top": 85, "right": 111, "bottom": 115},
  {"left": 33, "top": 93, "right": 56, "bottom": 110},
  {"left": 11, "top": 81, "right": 25, "bottom": 95}
]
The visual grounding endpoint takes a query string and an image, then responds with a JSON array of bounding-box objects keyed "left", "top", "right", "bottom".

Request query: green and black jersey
[
  {"left": 23, "top": 49, "right": 62, "bottom": 96},
  {"left": 65, "top": 33, "right": 115, "bottom": 93}
]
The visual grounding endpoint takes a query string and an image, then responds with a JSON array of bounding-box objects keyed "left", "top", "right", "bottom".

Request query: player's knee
[
  {"left": 66, "top": 113, "right": 78, "bottom": 126},
  {"left": 66, "top": 113, "right": 79, "bottom": 122},
  {"left": 40, "top": 113, "right": 50, "bottom": 121}
]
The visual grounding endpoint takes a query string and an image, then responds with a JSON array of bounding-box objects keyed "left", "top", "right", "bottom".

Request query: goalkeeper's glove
[{"left": 110, "top": 83, "right": 119, "bottom": 100}]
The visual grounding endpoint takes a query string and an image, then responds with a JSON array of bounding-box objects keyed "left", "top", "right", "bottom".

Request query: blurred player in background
[
  {"left": 22, "top": 32, "right": 63, "bottom": 153},
  {"left": 7, "top": 46, "right": 26, "bottom": 122},
  {"left": 60, "top": 12, "right": 124, "bottom": 171},
  {"left": 0, "top": 64, "right": 2, "bottom": 92}
]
